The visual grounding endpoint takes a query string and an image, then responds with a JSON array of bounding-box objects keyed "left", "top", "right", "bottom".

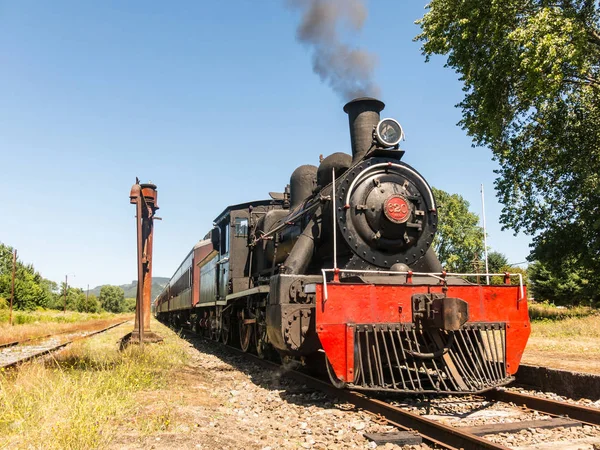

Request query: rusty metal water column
[{"left": 129, "top": 179, "right": 163, "bottom": 344}]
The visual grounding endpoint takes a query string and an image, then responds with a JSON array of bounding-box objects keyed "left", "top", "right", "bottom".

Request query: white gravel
[
  {"left": 388, "top": 391, "right": 600, "bottom": 448},
  {"left": 118, "top": 333, "right": 600, "bottom": 450},
  {"left": 507, "top": 386, "right": 600, "bottom": 409}
]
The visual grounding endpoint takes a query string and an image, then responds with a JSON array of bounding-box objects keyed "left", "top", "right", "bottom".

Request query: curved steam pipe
[{"left": 282, "top": 207, "right": 322, "bottom": 274}]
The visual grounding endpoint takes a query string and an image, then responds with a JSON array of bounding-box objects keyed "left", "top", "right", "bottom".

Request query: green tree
[
  {"left": 99, "top": 285, "right": 125, "bottom": 313},
  {"left": 47, "top": 283, "right": 81, "bottom": 311},
  {"left": 487, "top": 251, "right": 509, "bottom": 274},
  {"left": 528, "top": 259, "right": 595, "bottom": 306},
  {"left": 76, "top": 293, "right": 100, "bottom": 313},
  {"left": 0, "top": 243, "right": 55, "bottom": 310},
  {"left": 416, "top": 1, "right": 600, "bottom": 299},
  {"left": 123, "top": 297, "right": 136, "bottom": 313},
  {"left": 48, "top": 286, "right": 66, "bottom": 310},
  {"left": 490, "top": 265, "right": 529, "bottom": 288},
  {"left": 432, "top": 187, "right": 484, "bottom": 272},
  {"left": 67, "top": 288, "right": 85, "bottom": 311},
  {"left": 39, "top": 278, "right": 58, "bottom": 308}
]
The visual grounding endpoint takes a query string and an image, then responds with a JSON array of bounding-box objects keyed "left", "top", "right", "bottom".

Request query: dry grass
[
  {"left": 0, "top": 311, "right": 133, "bottom": 346},
  {"left": 525, "top": 311, "right": 600, "bottom": 366},
  {"left": 531, "top": 314, "right": 600, "bottom": 339},
  {"left": 0, "top": 320, "right": 188, "bottom": 449},
  {"left": 528, "top": 302, "right": 600, "bottom": 341},
  {"left": 0, "top": 309, "right": 118, "bottom": 325}
]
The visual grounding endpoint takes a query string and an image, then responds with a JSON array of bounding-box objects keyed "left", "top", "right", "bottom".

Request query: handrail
[{"left": 320, "top": 268, "right": 525, "bottom": 303}]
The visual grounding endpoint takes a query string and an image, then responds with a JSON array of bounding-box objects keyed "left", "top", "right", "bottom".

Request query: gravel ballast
[{"left": 110, "top": 330, "right": 600, "bottom": 450}]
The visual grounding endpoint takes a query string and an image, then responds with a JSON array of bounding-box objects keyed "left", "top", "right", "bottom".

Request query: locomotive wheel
[
  {"left": 239, "top": 322, "right": 253, "bottom": 352},
  {"left": 209, "top": 311, "right": 219, "bottom": 341},
  {"left": 256, "top": 319, "right": 268, "bottom": 359},
  {"left": 202, "top": 313, "right": 211, "bottom": 338},
  {"left": 221, "top": 312, "right": 231, "bottom": 345},
  {"left": 239, "top": 310, "right": 254, "bottom": 352},
  {"left": 326, "top": 357, "right": 347, "bottom": 389}
]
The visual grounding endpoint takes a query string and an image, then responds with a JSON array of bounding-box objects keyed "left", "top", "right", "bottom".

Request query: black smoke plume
[{"left": 288, "top": 0, "right": 380, "bottom": 100}]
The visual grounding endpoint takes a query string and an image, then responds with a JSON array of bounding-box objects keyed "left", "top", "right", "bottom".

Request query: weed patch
[
  {"left": 0, "top": 309, "right": 119, "bottom": 326},
  {"left": 0, "top": 320, "right": 187, "bottom": 449},
  {"left": 530, "top": 314, "right": 600, "bottom": 339},
  {"left": 528, "top": 302, "right": 597, "bottom": 321}
]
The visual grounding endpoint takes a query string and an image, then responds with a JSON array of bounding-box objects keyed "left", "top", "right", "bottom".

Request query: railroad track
[
  {"left": 0, "top": 327, "right": 85, "bottom": 350},
  {"left": 178, "top": 326, "right": 600, "bottom": 450},
  {"left": 0, "top": 320, "right": 130, "bottom": 369}
]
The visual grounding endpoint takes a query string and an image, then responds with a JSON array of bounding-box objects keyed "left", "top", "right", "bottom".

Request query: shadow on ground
[{"left": 168, "top": 323, "right": 492, "bottom": 418}]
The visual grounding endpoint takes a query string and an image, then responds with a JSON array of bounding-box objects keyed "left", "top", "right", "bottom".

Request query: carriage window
[{"left": 235, "top": 217, "right": 248, "bottom": 238}]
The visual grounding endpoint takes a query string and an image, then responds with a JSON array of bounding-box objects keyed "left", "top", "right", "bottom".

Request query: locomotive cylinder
[{"left": 343, "top": 97, "right": 385, "bottom": 163}]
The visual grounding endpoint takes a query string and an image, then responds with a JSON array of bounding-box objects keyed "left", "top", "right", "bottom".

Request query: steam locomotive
[{"left": 155, "top": 98, "right": 530, "bottom": 394}]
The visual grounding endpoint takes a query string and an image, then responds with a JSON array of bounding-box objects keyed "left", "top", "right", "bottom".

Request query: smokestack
[{"left": 343, "top": 97, "right": 385, "bottom": 162}]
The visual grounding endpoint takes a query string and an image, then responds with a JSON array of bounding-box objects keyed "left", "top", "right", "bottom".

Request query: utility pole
[
  {"left": 64, "top": 274, "right": 68, "bottom": 313},
  {"left": 86, "top": 284, "right": 89, "bottom": 301},
  {"left": 10, "top": 249, "right": 16, "bottom": 326},
  {"left": 481, "top": 184, "right": 490, "bottom": 285}
]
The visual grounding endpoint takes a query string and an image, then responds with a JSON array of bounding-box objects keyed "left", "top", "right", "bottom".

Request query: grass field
[
  {"left": 0, "top": 310, "right": 133, "bottom": 346},
  {"left": 528, "top": 302, "right": 600, "bottom": 340},
  {"left": 0, "top": 320, "right": 187, "bottom": 449},
  {"left": 531, "top": 314, "right": 600, "bottom": 338},
  {"left": 524, "top": 303, "right": 600, "bottom": 371},
  {"left": 0, "top": 309, "right": 118, "bottom": 325}
]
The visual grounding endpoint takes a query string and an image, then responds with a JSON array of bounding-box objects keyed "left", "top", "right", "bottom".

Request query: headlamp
[{"left": 375, "top": 118, "right": 404, "bottom": 148}]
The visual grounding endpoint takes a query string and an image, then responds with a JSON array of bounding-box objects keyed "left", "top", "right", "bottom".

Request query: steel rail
[
  {"left": 484, "top": 389, "right": 600, "bottom": 426},
  {"left": 0, "top": 319, "right": 129, "bottom": 370},
  {"left": 0, "top": 332, "right": 59, "bottom": 349},
  {"left": 181, "top": 329, "right": 510, "bottom": 450},
  {"left": 0, "top": 324, "right": 103, "bottom": 350}
]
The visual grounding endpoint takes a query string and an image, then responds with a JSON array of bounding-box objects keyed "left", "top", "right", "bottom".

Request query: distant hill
[{"left": 89, "top": 276, "right": 170, "bottom": 300}]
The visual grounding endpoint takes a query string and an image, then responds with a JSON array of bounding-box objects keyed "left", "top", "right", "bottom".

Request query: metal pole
[
  {"left": 136, "top": 194, "right": 144, "bottom": 347},
  {"left": 64, "top": 274, "right": 68, "bottom": 313},
  {"left": 141, "top": 198, "right": 153, "bottom": 337},
  {"left": 10, "top": 249, "right": 16, "bottom": 326},
  {"left": 130, "top": 179, "right": 161, "bottom": 346},
  {"left": 481, "top": 184, "right": 490, "bottom": 285},
  {"left": 332, "top": 168, "right": 337, "bottom": 271}
]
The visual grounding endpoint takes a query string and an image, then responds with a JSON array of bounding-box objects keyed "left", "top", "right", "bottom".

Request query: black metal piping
[{"left": 282, "top": 207, "right": 322, "bottom": 274}]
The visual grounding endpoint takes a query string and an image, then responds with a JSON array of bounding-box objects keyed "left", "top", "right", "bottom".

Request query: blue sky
[{"left": 0, "top": 1, "right": 532, "bottom": 289}]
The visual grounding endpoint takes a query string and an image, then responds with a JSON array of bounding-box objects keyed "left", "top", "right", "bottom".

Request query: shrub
[{"left": 528, "top": 301, "right": 598, "bottom": 321}]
